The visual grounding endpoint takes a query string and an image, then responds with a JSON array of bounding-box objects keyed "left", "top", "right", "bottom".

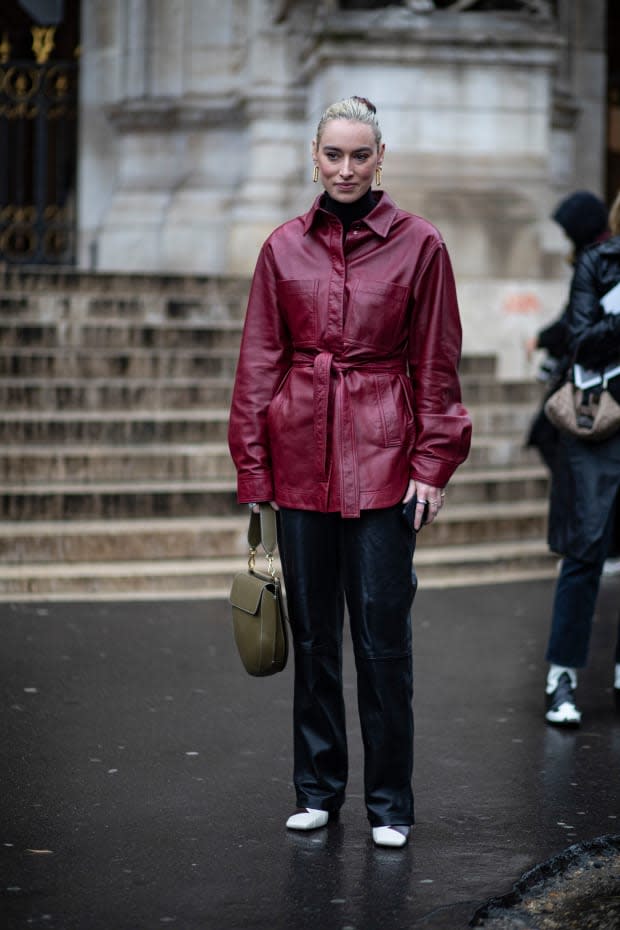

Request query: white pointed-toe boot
[
  {"left": 372, "top": 826, "right": 410, "bottom": 848},
  {"left": 286, "top": 808, "right": 329, "bottom": 831}
]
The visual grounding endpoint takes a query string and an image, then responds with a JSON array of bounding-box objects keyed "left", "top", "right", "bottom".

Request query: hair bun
[
  {"left": 352, "top": 95, "right": 376, "bottom": 114},
  {"left": 315, "top": 96, "right": 382, "bottom": 145}
]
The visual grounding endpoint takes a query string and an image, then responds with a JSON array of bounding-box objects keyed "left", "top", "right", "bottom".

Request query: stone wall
[{"left": 77, "top": 0, "right": 607, "bottom": 377}]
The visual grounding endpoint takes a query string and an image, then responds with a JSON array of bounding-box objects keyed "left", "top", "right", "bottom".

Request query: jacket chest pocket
[
  {"left": 276, "top": 279, "right": 318, "bottom": 345},
  {"left": 346, "top": 279, "right": 410, "bottom": 351}
]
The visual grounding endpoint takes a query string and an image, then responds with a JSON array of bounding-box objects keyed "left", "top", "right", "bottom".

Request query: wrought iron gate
[{"left": 0, "top": 24, "right": 77, "bottom": 265}]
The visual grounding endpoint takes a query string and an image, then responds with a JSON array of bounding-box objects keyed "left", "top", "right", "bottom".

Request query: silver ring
[
  {"left": 429, "top": 499, "right": 439, "bottom": 504},
  {"left": 248, "top": 502, "right": 257, "bottom": 510},
  {"left": 417, "top": 499, "right": 428, "bottom": 505}
]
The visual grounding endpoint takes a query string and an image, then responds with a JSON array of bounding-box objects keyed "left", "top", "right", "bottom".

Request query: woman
[
  {"left": 228, "top": 96, "right": 471, "bottom": 846},
  {"left": 525, "top": 190, "right": 609, "bottom": 474},
  {"left": 544, "top": 190, "right": 620, "bottom": 726}
]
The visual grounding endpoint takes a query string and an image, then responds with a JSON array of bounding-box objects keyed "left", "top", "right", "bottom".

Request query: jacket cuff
[
  {"left": 236, "top": 472, "right": 275, "bottom": 505},
  {"left": 410, "top": 455, "right": 459, "bottom": 490}
]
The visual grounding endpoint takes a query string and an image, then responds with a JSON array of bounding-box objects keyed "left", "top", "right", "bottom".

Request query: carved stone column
[
  {"left": 83, "top": 0, "right": 248, "bottom": 273},
  {"left": 227, "top": 0, "right": 306, "bottom": 273}
]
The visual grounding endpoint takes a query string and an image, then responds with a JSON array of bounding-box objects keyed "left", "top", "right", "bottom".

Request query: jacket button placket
[{"left": 324, "top": 223, "right": 360, "bottom": 515}]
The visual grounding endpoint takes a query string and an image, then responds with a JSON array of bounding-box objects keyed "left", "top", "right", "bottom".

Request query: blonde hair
[
  {"left": 609, "top": 190, "right": 620, "bottom": 237},
  {"left": 315, "top": 96, "right": 382, "bottom": 148}
]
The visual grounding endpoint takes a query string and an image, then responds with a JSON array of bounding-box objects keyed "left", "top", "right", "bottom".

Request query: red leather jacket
[{"left": 228, "top": 192, "right": 471, "bottom": 517}]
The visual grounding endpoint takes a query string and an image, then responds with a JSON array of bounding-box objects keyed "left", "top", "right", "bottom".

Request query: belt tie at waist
[{"left": 291, "top": 350, "right": 407, "bottom": 517}]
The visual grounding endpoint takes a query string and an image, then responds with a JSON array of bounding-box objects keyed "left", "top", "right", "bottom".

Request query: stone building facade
[{"left": 78, "top": 0, "right": 609, "bottom": 374}]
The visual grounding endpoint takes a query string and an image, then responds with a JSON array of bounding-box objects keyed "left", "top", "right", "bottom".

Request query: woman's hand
[
  {"left": 248, "top": 501, "right": 279, "bottom": 514},
  {"left": 402, "top": 479, "right": 445, "bottom": 531}
]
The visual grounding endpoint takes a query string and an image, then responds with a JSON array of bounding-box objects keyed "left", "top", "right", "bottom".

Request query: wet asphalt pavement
[{"left": 1, "top": 577, "right": 619, "bottom": 930}]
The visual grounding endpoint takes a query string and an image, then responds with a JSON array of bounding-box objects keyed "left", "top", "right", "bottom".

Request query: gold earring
[
  {"left": 313, "top": 165, "right": 319, "bottom": 183},
  {"left": 375, "top": 165, "right": 382, "bottom": 187}
]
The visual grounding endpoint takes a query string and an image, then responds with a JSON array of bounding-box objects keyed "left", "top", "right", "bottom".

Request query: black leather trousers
[{"left": 277, "top": 505, "right": 417, "bottom": 827}]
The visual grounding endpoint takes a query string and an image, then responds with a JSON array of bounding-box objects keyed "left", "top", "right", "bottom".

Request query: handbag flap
[{"left": 229, "top": 570, "right": 274, "bottom": 615}]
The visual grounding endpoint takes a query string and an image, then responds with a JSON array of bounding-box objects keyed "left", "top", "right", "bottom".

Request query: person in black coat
[
  {"left": 544, "top": 190, "right": 620, "bottom": 726},
  {"left": 526, "top": 191, "right": 609, "bottom": 472}
]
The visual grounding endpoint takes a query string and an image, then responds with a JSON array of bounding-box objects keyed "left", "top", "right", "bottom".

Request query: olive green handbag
[{"left": 229, "top": 505, "right": 289, "bottom": 677}]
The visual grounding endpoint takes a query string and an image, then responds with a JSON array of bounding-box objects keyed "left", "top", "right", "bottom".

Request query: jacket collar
[{"left": 302, "top": 190, "right": 398, "bottom": 239}]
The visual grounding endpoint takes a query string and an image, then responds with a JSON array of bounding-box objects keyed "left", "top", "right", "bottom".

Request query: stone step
[
  {"left": 469, "top": 402, "right": 539, "bottom": 436},
  {"left": 421, "top": 500, "right": 547, "bottom": 546},
  {"left": 0, "top": 383, "right": 542, "bottom": 442},
  {"left": 0, "top": 376, "right": 541, "bottom": 414},
  {"left": 0, "top": 404, "right": 540, "bottom": 444},
  {"left": 1, "top": 323, "right": 533, "bottom": 404},
  {"left": 1, "top": 491, "right": 546, "bottom": 532},
  {"left": 0, "top": 558, "right": 237, "bottom": 596},
  {"left": 460, "top": 375, "right": 543, "bottom": 405},
  {"left": 4, "top": 460, "right": 548, "bottom": 500},
  {"left": 0, "top": 540, "right": 559, "bottom": 600},
  {"left": 465, "top": 436, "right": 542, "bottom": 469},
  {"left": 0, "top": 271, "right": 541, "bottom": 595},
  {"left": 0, "top": 357, "right": 515, "bottom": 393},
  {"left": 458, "top": 354, "right": 497, "bottom": 377},
  {"left": 0, "top": 377, "right": 233, "bottom": 410},
  {"left": 0, "top": 424, "right": 546, "bottom": 486},
  {"left": 0, "top": 425, "right": 542, "bottom": 479},
  {"left": 0, "top": 480, "right": 238, "bottom": 519},
  {"left": 1, "top": 468, "right": 549, "bottom": 522},
  {"left": 5, "top": 324, "right": 525, "bottom": 400},
  {"left": 0, "top": 350, "right": 503, "bottom": 385},
  {"left": 0, "top": 517, "right": 247, "bottom": 562},
  {"left": 0, "top": 438, "right": 546, "bottom": 485},
  {"left": 0, "top": 442, "right": 233, "bottom": 482},
  {"left": 0, "top": 349, "right": 239, "bottom": 379},
  {"left": 413, "top": 539, "right": 558, "bottom": 586},
  {"left": 0, "top": 504, "right": 546, "bottom": 564},
  {"left": 446, "top": 466, "right": 548, "bottom": 504},
  {"left": 0, "top": 409, "right": 230, "bottom": 444},
  {"left": 0, "top": 319, "right": 243, "bottom": 350},
  {"left": 0, "top": 270, "right": 250, "bottom": 321}
]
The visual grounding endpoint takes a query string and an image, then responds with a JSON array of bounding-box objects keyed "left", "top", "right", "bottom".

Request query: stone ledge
[
  {"left": 471, "top": 835, "right": 620, "bottom": 930},
  {"left": 0, "top": 268, "right": 251, "bottom": 294}
]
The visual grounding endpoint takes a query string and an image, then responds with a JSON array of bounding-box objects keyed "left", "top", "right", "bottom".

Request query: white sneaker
[
  {"left": 545, "top": 670, "right": 581, "bottom": 726},
  {"left": 372, "top": 826, "right": 410, "bottom": 848},
  {"left": 286, "top": 808, "right": 329, "bottom": 831},
  {"left": 545, "top": 700, "right": 582, "bottom": 726}
]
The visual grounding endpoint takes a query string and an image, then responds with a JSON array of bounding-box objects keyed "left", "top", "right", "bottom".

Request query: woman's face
[{"left": 312, "top": 119, "right": 384, "bottom": 203}]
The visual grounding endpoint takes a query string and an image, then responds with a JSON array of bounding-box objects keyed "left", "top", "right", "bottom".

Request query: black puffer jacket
[
  {"left": 548, "top": 236, "right": 620, "bottom": 562},
  {"left": 569, "top": 236, "right": 620, "bottom": 381}
]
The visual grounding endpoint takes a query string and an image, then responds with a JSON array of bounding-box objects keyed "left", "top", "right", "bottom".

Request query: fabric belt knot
[{"left": 292, "top": 350, "right": 407, "bottom": 518}]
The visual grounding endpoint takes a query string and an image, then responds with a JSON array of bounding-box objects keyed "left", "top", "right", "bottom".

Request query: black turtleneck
[{"left": 322, "top": 188, "right": 376, "bottom": 235}]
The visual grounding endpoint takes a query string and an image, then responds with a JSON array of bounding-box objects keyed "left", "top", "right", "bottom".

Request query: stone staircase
[{"left": 0, "top": 269, "right": 557, "bottom": 600}]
